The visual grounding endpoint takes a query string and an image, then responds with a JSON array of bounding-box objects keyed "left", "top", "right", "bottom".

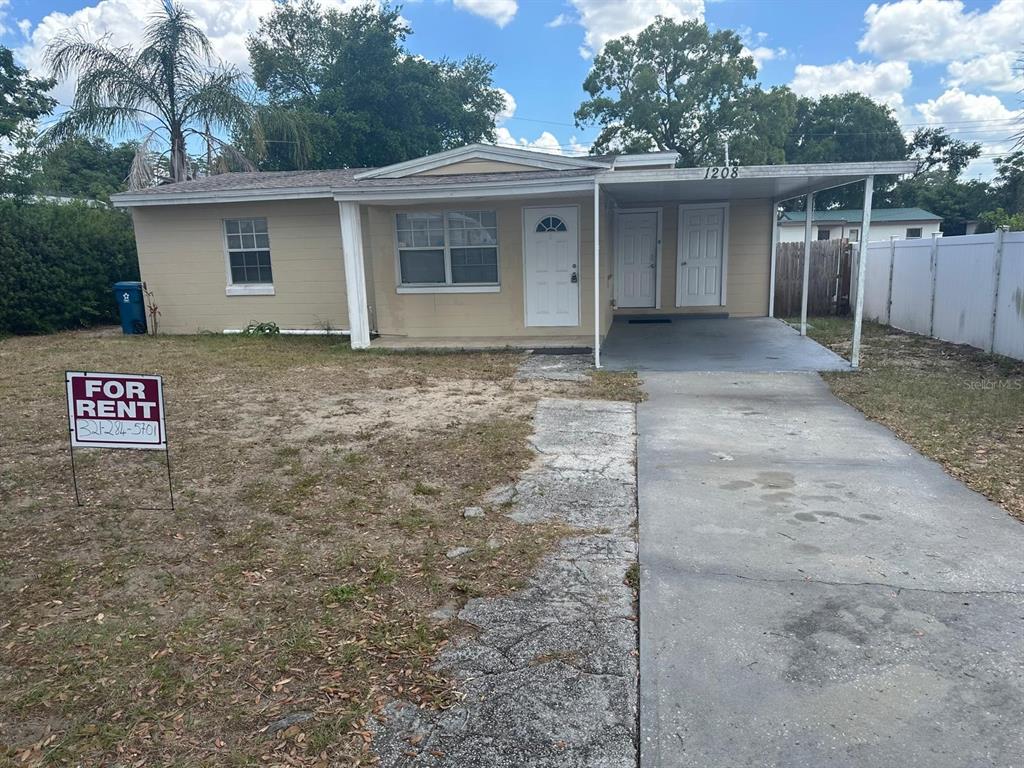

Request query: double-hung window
[
  {"left": 225, "top": 218, "right": 273, "bottom": 295},
  {"left": 396, "top": 210, "right": 499, "bottom": 289}
]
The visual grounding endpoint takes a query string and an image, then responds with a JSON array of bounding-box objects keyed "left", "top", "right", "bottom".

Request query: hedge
[{"left": 0, "top": 199, "right": 139, "bottom": 334}]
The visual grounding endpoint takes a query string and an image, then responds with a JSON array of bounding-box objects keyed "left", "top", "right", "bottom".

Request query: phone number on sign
[{"left": 76, "top": 419, "right": 159, "bottom": 441}]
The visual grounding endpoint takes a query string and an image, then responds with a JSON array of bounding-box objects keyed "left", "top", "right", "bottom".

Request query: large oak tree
[
  {"left": 574, "top": 17, "right": 770, "bottom": 166},
  {"left": 244, "top": 0, "right": 504, "bottom": 170}
]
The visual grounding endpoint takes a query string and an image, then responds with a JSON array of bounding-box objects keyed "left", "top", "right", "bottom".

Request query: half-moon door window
[{"left": 536, "top": 216, "right": 567, "bottom": 233}]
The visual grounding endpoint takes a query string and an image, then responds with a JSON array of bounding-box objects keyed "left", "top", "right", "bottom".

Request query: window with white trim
[
  {"left": 906, "top": 227, "right": 923, "bottom": 239},
  {"left": 396, "top": 210, "right": 498, "bottom": 286},
  {"left": 817, "top": 227, "right": 831, "bottom": 241},
  {"left": 225, "top": 218, "right": 272, "bottom": 284},
  {"left": 849, "top": 228, "right": 859, "bottom": 241}
]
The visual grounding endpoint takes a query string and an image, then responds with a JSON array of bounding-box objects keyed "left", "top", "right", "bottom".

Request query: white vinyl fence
[{"left": 861, "top": 230, "right": 1024, "bottom": 361}]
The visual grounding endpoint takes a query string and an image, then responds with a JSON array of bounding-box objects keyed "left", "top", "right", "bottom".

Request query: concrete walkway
[{"left": 638, "top": 372, "right": 1024, "bottom": 768}]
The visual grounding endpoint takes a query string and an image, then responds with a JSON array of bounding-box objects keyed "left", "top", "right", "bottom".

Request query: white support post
[
  {"left": 989, "top": 226, "right": 1007, "bottom": 353},
  {"left": 928, "top": 231, "right": 940, "bottom": 337},
  {"left": 338, "top": 201, "right": 371, "bottom": 349},
  {"left": 768, "top": 200, "right": 779, "bottom": 318},
  {"left": 851, "top": 175, "right": 874, "bottom": 369},
  {"left": 593, "top": 179, "right": 602, "bottom": 369},
  {"left": 885, "top": 237, "right": 896, "bottom": 325},
  {"left": 800, "top": 192, "right": 813, "bottom": 336}
]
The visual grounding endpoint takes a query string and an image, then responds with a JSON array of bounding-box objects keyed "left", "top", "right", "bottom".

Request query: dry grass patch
[
  {"left": 0, "top": 330, "right": 639, "bottom": 766},
  {"left": 799, "top": 317, "right": 1024, "bottom": 521}
]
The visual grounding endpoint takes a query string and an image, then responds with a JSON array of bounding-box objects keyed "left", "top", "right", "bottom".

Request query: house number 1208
[{"left": 704, "top": 166, "right": 739, "bottom": 179}]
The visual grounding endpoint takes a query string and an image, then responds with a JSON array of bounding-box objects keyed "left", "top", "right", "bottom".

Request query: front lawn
[
  {"left": 799, "top": 317, "right": 1024, "bottom": 521},
  {"left": 0, "top": 331, "right": 639, "bottom": 766}
]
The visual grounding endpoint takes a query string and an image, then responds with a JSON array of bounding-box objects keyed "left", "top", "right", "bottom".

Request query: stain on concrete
[
  {"left": 371, "top": 399, "right": 638, "bottom": 767},
  {"left": 755, "top": 471, "right": 796, "bottom": 490},
  {"left": 720, "top": 480, "right": 755, "bottom": 490}
]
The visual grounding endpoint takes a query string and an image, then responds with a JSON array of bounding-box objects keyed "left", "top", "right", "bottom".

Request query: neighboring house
[
  {"left": 110, "top": 144, "right": 915, "bottom": 358},
  {"left": 777, "top": 207, "right": 941, "bottom": 243}
]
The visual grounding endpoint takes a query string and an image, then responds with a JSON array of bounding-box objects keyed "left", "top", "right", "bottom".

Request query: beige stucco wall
[
  {"left": 612, "top": 198, "right": 772, "bottom": 317},
  {"left": 416, "top": 159, "right": 547, "bottom": 176},
  {"left": 128, "top": 192, "right": 770, "bottom": 339},
  {"left": 365, "top": 196, "right": 605, "bottom": 339},
  {"left": 131, "top": 198, "right": 348, "bottom": 334}
]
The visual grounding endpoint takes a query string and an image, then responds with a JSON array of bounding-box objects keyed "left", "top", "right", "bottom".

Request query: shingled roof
[{"left": 120, "top": 167, "right": 599, "bottom": 197}]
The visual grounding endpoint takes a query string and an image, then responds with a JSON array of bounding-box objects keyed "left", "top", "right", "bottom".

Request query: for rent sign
[{"left": 66, "top": 372, "right": 166, "bottom": 450}]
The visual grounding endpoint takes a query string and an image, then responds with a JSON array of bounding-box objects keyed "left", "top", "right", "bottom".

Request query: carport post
[
  {"left": 768, "top": 201, "right": 779, "bottom": 317},
  {"left": 593, "top": 178, "right": 602, "bottom": 369},
  {"left": 851, "top": 175, "right": 874, "bottom": 369},
  {"left": 800, "top": 192, "right": 813, "bottom": 336}
]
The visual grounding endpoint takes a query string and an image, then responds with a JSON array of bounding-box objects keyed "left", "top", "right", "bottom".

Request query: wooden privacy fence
[
  {"left": 861, "top": 230, "right": 1024, "bottom": 361},
  {"left": 773, "top": 239, "right": 854, "bottom": 318}
]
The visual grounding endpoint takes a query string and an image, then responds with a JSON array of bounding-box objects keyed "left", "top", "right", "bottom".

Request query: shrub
[
  {"left": 0, "top": 199, "right": 138, "bottom": 334},
  {"left": 240, "top": 321, "right": 280, "bottom": 336}
]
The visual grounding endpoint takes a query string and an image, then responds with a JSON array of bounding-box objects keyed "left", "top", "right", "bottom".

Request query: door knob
[{"left": 571, "top": 271, "right": 578, "bottom": 283}]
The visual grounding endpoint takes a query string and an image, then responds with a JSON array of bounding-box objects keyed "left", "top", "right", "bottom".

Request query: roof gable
[{"left": 353, "top": 143, "right": 607, "bottom": 180}]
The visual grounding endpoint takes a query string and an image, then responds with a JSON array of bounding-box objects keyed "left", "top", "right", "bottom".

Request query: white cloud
[
  {"left": 546, "top": 13, "right": 571, "bottom": 28},
  {"left": 859, "top": 0, "right": 1023, "bottom": 63},
  {"left": 570, "top": 0, "right": 705, "bottom": 58},
  {"left": 742, "top": 45, "right": 786, "bottom": 71},
  {"left": 495, "top": 87, "right": 516, "bottom": 125},
  {"left": 736, "top": 26, "right": 785, "bottom": 72},
  {"left": 914, "top": 87, "right": 1020, "bottom": 178},
  {"left": 452, "top": 0, "right": 517, "bottom": 27},
  {"left": 492, "top": 127, "right": 589, "bottom": 156},
  {"left": 946, "top": 51, "right": 1022, "bottom": 93},
  {"left": 915, "top": 87, "right": 1017, "bottom": 126},
  {"left": 14, "top": 0, "right": 365, "bottom": 102},
  {"left": 0, "top": 0, "right": 10, "bottom": 36},
  {"left": 790, "top": 59, "right": 913, "bottom": 110}
]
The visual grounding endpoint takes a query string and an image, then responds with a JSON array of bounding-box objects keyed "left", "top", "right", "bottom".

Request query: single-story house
[
  {"left": 110, "top": 144, "right": 917, "bottom": 366},
  {"left": 778, "top": 207, "right": 941, "bottom": 243}
]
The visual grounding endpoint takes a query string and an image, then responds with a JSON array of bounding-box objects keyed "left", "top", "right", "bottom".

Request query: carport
[
  {"left": 601, "top": 316, "right": 849, "bottom": 372},
  {"left": 590, "top": 160, "right": 919, "bottom": 369}
]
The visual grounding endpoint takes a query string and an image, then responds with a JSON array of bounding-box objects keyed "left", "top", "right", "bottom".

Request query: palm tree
[{"left": 44, "top": 1, "right": 265, "bottom": 187}]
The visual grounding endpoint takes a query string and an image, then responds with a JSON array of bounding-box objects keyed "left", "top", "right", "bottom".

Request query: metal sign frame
[{"left": 64, "top": 371, "right": 174, "bottom": 510}]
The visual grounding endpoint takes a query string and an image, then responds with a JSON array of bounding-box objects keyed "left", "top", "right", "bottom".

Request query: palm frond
[
  {"left": 40, "top": 105, "right": 149, "bottom": 148},
  {"left": 128, "top": 130, "right": 164, "bottom": 190},
  {"left": 181, "top": 66, "right": 256, "bottom": 134}
]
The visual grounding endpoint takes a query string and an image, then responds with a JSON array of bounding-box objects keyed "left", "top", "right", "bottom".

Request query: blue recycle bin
[{"left": 113, "top": 281, "right": 147, "bottom": 335}]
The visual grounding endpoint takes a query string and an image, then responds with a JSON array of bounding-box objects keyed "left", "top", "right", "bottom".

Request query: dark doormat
[
  {"left": 529, "top": 347, "right": 593, "bottom": 355},
  {"left": 628, "top": 318, "right": 672, "bottom": 324}
]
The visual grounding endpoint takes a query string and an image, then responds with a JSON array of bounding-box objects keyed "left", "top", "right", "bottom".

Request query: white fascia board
[
  {"left": 333, "top": 176, "right": 597, "bottom": 203},
  {"left": 599, "top": 160, "right": 919, "bottom": 185},
  {"left": 354, "top": 143, "right": 607, "bottom": 180},
  {"left": 111, "top": 186, "right": 335, "bottom": 208}
]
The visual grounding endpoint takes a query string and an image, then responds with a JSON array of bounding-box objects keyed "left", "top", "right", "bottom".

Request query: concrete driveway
[{"left": 639, "top": 372, "right": 1024, "bottom": 767}]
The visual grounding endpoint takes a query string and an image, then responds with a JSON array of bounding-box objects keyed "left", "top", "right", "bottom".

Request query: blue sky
[{"left": 1, "top": 0, "right": 1020, "bottom": 177}]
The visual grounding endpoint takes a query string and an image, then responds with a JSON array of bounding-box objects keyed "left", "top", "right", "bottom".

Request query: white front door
[
  {"left": 615, "top": 210, "right": 659, "bottom": 308},
  {"left": 677, "top": 205, "right": 727, "bottom": 307},
  {"left": 524, "top": 206, "right": 579, "bottom": 327}
]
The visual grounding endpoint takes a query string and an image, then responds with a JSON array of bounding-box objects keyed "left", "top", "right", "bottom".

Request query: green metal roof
[{"left": 779, "top": 207, "right": 940, "bottom": 224}]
